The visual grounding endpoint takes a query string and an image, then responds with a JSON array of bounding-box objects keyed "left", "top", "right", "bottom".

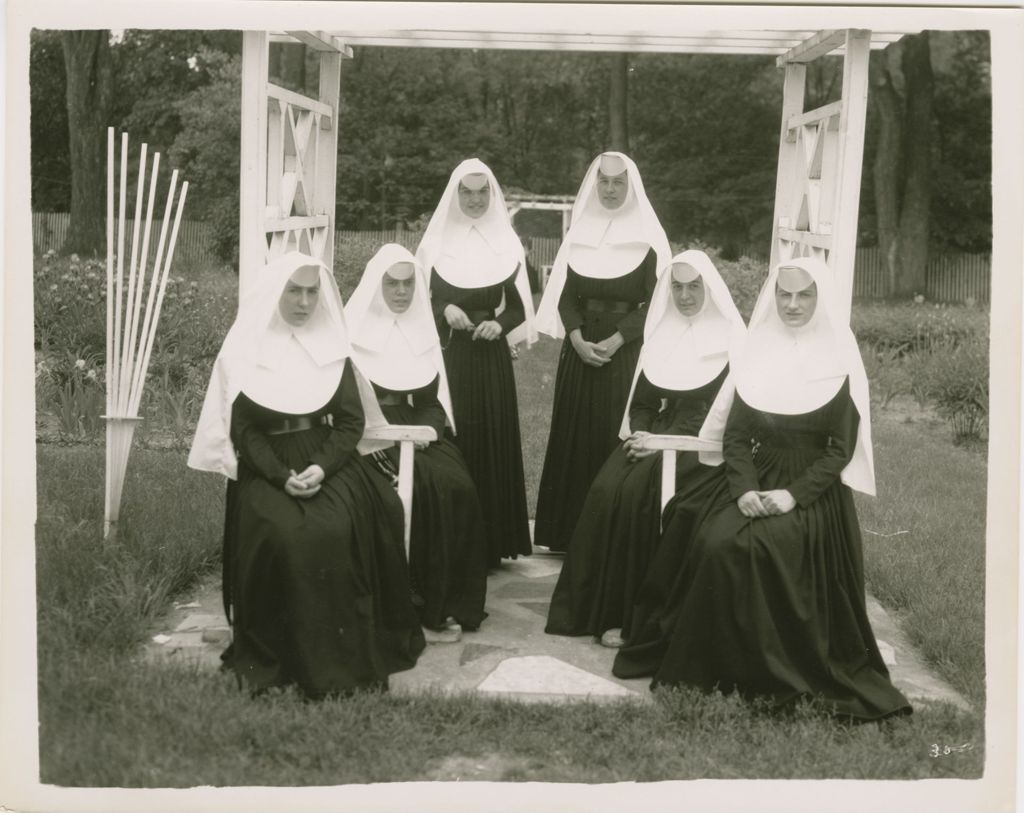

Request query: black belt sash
[
  {"left": 583, "top": 298, "right": 632, "bottom": 314},
  {"left": 265, "top": 415, "right": 320, "bottom": 435}
]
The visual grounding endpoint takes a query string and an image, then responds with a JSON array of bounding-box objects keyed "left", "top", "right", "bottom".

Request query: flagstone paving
[{"left": 146, "top": 547, "right": 969, "bottom": 711}]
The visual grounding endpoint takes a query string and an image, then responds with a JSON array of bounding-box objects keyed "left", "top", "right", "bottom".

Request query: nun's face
[
  {"left": 278, "top": 266, "right": 321, "bottom": 327},
  {"left": 457, "top": 181, "right": 490, "bottom": 219},
  {"left": 671, "top": 274, "right": 705, "bottom": 317},
  {"left": 774, "top": 281, "right": 818, "bottom": 327},
  {"left": 596, "top": 170, "right": 629, "bottom": 210},
  {"left": 381, "top": 267, "right": 415, "bottom": 313}
]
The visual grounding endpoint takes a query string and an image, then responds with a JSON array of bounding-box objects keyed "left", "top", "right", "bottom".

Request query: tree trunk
[
  {"left": 608, "top": 53, "right": 630, "bottom": 152},
  {"left": 868, "top": 33, "right": 933, "bottom": 298},
  {"left": 61, "top": 31, "right": 113, "bottom": 257},
  {"left": 869, "top": 49, "right": 903, "bottom": 296},
  {"left": 895, "top": 32, "right": 933, "bottom": 298}
]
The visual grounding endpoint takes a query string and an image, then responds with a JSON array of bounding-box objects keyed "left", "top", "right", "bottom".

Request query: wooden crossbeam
[
  {"left": 267, "top": 83, "right": 333, "bottom": 121},
  {"left": 778, "top": 227, "right": 833, "bottom": 249},
  {"left": 332, "top": 29, "right": 904, "bottom": 56},
  {"left": 776, "top": 29, "right": 848, "bottom": 65},
  {"left": 280, "top": 30, "right": 353, "bottom": 57},
  {"left": 264, "top": 214, "right": 329, "bottom": 232},
  {"left": 786, "top": 100, "right": 843, "bottom": 137}
]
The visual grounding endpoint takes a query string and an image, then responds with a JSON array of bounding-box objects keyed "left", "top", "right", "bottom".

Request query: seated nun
[
  {"left": 613, "top": 258, "right": 912, "bottom": 722},
  {"left": 188, "top": 251, "right": 425, "bottom": 699},
  {"left": 545, "top": 250, "right": 743, "bottom": 647},
  {"left": 346, "top": 244, "right": 489, "bottom": 635}
]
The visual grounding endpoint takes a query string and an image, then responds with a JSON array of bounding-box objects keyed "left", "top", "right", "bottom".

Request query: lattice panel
[
  {"left": 263, "top": 83, "right": 333, "bottom": 263},
  {"left": 775, "top": 106, "right": 841, "bottom": 269},
  {"left": 263, "top": 225, "right": 329, "bottom": 263}
]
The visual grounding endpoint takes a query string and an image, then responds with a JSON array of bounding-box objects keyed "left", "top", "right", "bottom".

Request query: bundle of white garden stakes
[{"left": 104, "top": 128, "right": 189, "bottom": 539}]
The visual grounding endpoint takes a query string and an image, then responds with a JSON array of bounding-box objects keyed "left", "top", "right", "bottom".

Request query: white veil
[
  {"left": 345, "top": 243, "right": 456, "bottom": 431},
  {"left": 534, "top": 151, "right": 672, "bottom": 339},
  {"left": 187, "top": 252, "right": 390, "bottom": 479}
]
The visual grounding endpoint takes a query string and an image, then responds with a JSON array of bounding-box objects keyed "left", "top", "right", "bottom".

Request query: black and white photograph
[{"left": 2, "top": 1, "right": 1022, "bottom": 811}]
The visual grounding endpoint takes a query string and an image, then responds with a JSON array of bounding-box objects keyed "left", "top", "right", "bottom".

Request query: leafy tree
[
  {"left": 169, "top": 49, "right": 242, "bottom": 266},
  {"left": 630, "top": 53, "right": 781, "bottom": 254},
  {"left": 30, "top": 30, "right": 70, "bottom": 213},
  {"left": 111, "top": 30, "right": 241, "bottom": 157},
  {"left": 928, "top": 31, "right": 991, "bottom": 253},
  {"left": 335, "top": 47, "right": 607, "bottom": 230}
]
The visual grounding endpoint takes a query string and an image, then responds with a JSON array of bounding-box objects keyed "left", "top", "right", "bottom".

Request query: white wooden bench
[
  {"left": 633, "top": 434, "right": 725, "bottom": 521},
  {"left": 362, "top": 424, "right": 437, "bottom": 558}
]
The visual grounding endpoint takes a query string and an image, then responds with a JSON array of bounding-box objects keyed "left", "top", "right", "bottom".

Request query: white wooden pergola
[
  {"left": 505, "top": 192, "right": 576, "bottom": 237},
  {"left": 240, "top": 25, "right": 912, "bottom": 324},
  {"left": 239, "top": 25, "right": 914, "bottom": 526}
]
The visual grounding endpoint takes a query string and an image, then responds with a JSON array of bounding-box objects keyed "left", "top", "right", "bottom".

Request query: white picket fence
[{"left": 34, "top": 212, "right": 989, "bottom": 303}]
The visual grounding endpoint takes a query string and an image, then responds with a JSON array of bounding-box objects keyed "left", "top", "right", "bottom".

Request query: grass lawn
[{"left": 34, "top": 336, "right": 988, "bottom": 785}]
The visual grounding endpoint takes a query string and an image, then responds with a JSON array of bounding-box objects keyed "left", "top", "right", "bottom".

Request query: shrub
[
  {"left": 34, "top": 253, "right": 237, "bottom": 440},
  {"left": 852, "top": 302, "right": 988, "bottom": 355},
  {"left": 35, "top": 251, "right": 108, "bottom": 355},
  {"left": 36, "top": 349, "right": 106, "bottom": 438},
  {"left": 334, "top": 232, "right": 421, "bottom": 300},
  {"left": 860, "top": 342, "right": 911, "bottom": 409},
  {"left": 670, "top": 240, "right": 767, "bottom": 322},
  {"left": 925, "top": 338, "right": 989, "bottom": 443}
]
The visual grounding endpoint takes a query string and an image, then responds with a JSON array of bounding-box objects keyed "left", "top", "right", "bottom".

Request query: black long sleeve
[
  {"left": 627, "top": 373, "right": 663, "bottom": 433},
  {"left": 613, "top": 249, "right": 657, "bottom": 343},
  {"left": 785, "top": 381, "right": 859, "bottom": 508},
  {"left": 231, "top": 402, "right": 292, "bottom": 489},
  {"left": 306, "top": 362, "right": 365, "bottom": 478},
  {"left": 722, "top": 397, "right": 762, "bottom": 501},
  {"left": 495, "top": 267, "right": 526, "bottom": 334}
]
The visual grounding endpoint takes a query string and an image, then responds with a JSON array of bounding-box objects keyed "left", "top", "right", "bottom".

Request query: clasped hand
[
  {"left": 444, "top": 305, "right": 502, "bottom": 341},
  {"left": 285, "top": 464, "right": 325, "bottom": 499},
  {"left": 623, "top": 430, "right": 656, "bottom": 462},
  {"left": 570, "top": 330, "right": 625, "bottom": 367},
  {"left": 737, "top": 489, "right": 796, "bottom": 518}
]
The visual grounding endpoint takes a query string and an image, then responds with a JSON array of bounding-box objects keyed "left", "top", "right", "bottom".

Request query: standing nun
[
  {"left": 545, "top": 250, "right": 743, "bottom": 646},
  {"left": 613, "top": 257, "right": 912, "bottom": 721},
  {"left": 346, "top": 243, "right": 488, "bottom": 633},
  {"left": 532, "top": 152, "right": 671, "bottom": 552},
  {"left": 188, "top": 251, "right": 425, "bottom": 699},
  {"left": 416, "top": 159, "right": 537, "bottom": 565}
]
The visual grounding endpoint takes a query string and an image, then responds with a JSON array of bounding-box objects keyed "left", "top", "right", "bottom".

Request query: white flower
[
  {"left": 86, "top": 369, "right": 98, "bottom": 381},
  {"left": 70, "top": 253, "right": 80, "bottom": 263},
  {"left": 75, "top": 359, "right": 86, "bottom": 370}
]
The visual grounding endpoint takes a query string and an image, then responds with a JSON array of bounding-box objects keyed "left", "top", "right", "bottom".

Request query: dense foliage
[{"left": 32, "top": 29, "right": 993, "bottom": 265}]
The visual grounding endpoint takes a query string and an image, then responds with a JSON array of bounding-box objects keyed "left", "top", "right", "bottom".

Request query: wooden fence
[
  {"left": 333, "top": 229, "right": 563, "bottom": 269},
  {"left": 32, "top": 211, "right": 214, "bottom": 265},
  {"left": 742, "top": 244, "right": 991, "bottom": 303},
  {"left": 33, "top": 212, "right": 989, "bottom": 304}
]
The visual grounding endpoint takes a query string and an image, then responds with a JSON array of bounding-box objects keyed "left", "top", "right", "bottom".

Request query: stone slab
[
  {"left": 477, "top": 655, "right": 639, "bottom": 698},
  {"left": 175, "top": 613, "right": 227, "bottom": 633},
  {"left": 144, "top": 544, "right": 971, "bottom": 712}
]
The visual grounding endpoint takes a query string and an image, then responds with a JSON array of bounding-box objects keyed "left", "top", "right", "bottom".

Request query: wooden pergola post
[
  {"left": 239, "top": 31, "right": 348, "bottom": 300},
  {"left": 241, "top": 27, "right": 893, "bottom": 318},
  {"left": 769, "top": 29, "right": 872, "bottom": 323}
]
